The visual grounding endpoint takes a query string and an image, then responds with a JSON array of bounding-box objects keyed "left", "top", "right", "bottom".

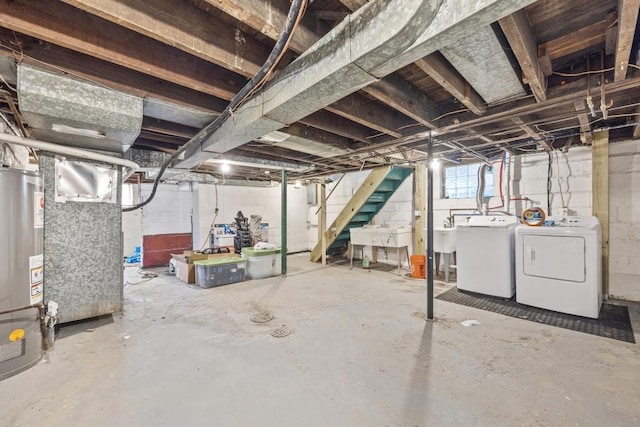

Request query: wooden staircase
[{"left": 310, "top": 165, "right": 413, "bottom": 262}]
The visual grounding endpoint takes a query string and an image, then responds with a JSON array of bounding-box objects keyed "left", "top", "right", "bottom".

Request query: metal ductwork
[
  {"left": 143, "top": 98, "right": 216, "bottom": 129},
  {"left": 177, "top": 0, "right": 537, "bottom": 169},
  {"left": 17, "top": 64, "right": 143, "bottom": 153},
  {"left": 177, "top": 0, "right": 443, "bottom": 169},
  {"left": 440, "top": 26, "right": 525, "bottom": 105}
]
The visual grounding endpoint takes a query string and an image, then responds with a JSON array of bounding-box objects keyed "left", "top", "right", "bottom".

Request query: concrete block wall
[
  {"left": 194, "top": 182, "right": 309, "bottom": 253},
  {"left": 121, "top": 183, "right": 193, "bottom": 256},
  {"left": 310, "top": 143, "right": 640, "bottom": 301},
  {"left": 433, "top": 147, "right": 593, "bottom": 227},
  {"left": 609, "top": 140, "right": 640, "bottom": 301}
]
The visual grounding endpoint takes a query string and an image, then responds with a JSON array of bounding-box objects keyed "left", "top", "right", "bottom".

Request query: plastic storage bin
[
  {"left": 193, "top": 258, "right": 247, "bottom": 288},
  {"left": 241, "top": 248, "right": 281, "bottom": 279}
]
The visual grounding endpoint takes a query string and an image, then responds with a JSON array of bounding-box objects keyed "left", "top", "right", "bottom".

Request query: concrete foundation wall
[
  {"left": 121, "top": 183, "right": 192, "bottom": 257},
  {"left": 194, "top": 182, "right": 309, "bottom": 253},
  {"left": 309, "top": 141, "right": 640, "bottom": 300},
  {"left": 609, "top": 140, "right": 640, "bottom": 301}
]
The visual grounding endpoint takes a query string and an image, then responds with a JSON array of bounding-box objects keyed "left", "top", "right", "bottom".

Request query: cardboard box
[
  {"left": 175, "top": 259, "right": 195, "bottom": 284},
  {"left": 172, "top": 251, "right": 240, "bottom": 284}
]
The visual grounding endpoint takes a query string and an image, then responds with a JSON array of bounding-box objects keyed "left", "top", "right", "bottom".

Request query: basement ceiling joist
[{"left": 0, "top": 0, "right": 638, "bottom": 182}]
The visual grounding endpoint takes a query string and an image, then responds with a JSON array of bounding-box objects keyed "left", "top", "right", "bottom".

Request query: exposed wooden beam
[
  {"left": 511, "top": 117, "right": 552, "bottom": 150},
  {"left": 541, "top": 20, "right": 607, "bottom": 61},
  {"left": 0, "top": 0, "right": 245, "bottom": 101},
  {"left": 605, "top": 12, "right": 618, "bottom": 56},
  {"left": 499, "top": 10, "right": 547, "bottom": 102},
  {"left": 326, "top": 94, "right": 410, "bottom": 138},
  {"left": 573, "top": 99, "right": 594, "bottom": 144},
  {"left": 614, "top": 0, "right": 640, "bottom": 81},
  {"left": 314, "top": 11, "right": 349, "bottom": 21},
  {"left": 2, "top": 0, "right": 403, "bottom": 142},
  {"left": 60, "top": 0, "right": 268, "bottom": 78},
  {"left": 363, "top": 74, "right": 440, "bottom": 128},
  {"left": 142, "top": 117, "right": 199, "bottom": 139},
  {"left": 204, "top": 0, "right": 442, "bottom": 134},
  {"left": 337, "top": 0, "right": 369, "bottom": 11},
  {"left": 300, "top": 111, "right": 374, "bottom": 144},
  {"left": 591, "top": 130, "right": 609, "bottom": 296},
  {"left": 0, "top": 31, "right": 228, "bottom": 113},
  {"left": 285, "top": 123, "right": 354, "bottom": 150},
  {"left": 537, "top": 45, "right": 553, "bottom": 76},
  {"left": 414, "top": 53, "right": 487, "bottom": 115},
  {"left": 201, "top": 0, "right": 321, "bottom": 55}
]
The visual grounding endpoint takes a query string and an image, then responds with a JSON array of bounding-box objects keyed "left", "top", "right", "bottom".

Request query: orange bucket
[{"left": 410, "top": 255, "right": 426, "bottom": 279}]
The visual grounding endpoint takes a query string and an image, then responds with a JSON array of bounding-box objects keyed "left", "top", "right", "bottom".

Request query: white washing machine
[
  {"left": 456, "top": 215, "right": 519, "bottom": 298},
  {"left": 515, "top": 216, "right": 602, "bottom": 318}
]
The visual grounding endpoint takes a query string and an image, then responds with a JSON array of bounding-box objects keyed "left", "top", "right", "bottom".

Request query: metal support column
[
  {"left": 281, "top": 169, "right": 287, "bottom": 275},
  {"left": 426, "top": 132, "right": 434, "bottom": 320}
]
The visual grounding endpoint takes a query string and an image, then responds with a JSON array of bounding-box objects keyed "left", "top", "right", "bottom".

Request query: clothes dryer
[{"left": 515, "top": 217, "right": 602, "bottom": 318}]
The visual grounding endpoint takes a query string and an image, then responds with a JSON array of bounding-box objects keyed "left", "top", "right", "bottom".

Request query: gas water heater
[{"left": 0, "top": 167, "right": 47, "bottom": 380}]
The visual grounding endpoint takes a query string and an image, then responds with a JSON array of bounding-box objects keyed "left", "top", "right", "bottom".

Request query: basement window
[{"left": 442, "top": 163, "right": 493, "bottom": 199}]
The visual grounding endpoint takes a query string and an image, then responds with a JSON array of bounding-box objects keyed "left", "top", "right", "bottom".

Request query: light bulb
[{"left": 221, "top": 162, "right": 231, "bottom": 173}]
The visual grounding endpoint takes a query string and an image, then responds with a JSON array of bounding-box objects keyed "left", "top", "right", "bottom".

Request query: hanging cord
[
  {"left": 122, "top": 0, "right": 307, "bottom": 212},
  {"left": 199, "top": 184, "right": 219, "bottom": 250},
  {"left": 547, "top": 151, "right": 552, "bottom": 214},
  {"left": 554, "top": 149, "right": 566, "bottom": 209}
]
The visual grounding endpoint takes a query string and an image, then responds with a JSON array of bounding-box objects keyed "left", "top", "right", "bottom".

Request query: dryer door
[{"left": 523, "top": 235, "right": 586, "bottom": 282}]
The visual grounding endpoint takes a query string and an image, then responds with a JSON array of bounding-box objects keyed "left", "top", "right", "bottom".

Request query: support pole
[
  {"left": 426, "top": 132, "right": 434, "bottom": 320},
  {"left": 281, "top": 169, "right": 288, "bottom": 275},
  {"left": 592, "top": 130, "right": 609, "bottom": 297},
  {"left": 319, "top": 181, "right": 327, "bottom": 265}
]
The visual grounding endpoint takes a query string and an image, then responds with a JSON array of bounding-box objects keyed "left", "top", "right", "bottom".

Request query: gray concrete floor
[{"left": 1, "top": 253, "right": 639, "bottom": 427}]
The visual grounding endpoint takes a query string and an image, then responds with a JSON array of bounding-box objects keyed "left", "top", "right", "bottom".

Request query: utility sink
[
  {"left": 350, "top": 225, "right": 412, "bottom": 248},
  {"left": 432, "top": 227, "right": 456, "bottom": 253}
]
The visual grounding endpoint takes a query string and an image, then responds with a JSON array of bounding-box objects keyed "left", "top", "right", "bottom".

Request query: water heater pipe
[{"left": 0, "top": 132, "right": 139, "bottom": 179}]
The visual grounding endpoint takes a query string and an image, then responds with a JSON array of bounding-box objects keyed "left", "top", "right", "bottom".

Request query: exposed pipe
[
  {"left": 0, "top": 132, "right": 139, "bottom": 180},
  {"left": 476, "top": 163, "right": 489, "bottom": 214}
]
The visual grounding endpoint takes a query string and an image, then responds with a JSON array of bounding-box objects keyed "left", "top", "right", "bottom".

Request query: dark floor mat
[{"left": 436, "top": 287, "right": 635, "bottom": 343}]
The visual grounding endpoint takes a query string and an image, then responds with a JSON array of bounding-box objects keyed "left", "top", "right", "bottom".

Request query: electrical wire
[
  {"left": 199, "top": 184, "right": 220, "bottom": 250},
  {"left": 122, "top": 0, "right": 307, "bottom": 212},
  {"left": 554, "top": 149, "right": 566, "bottom": 209},
  {"left": 0, "top": 73, "right": 17, "bottom": 92},
  {"left": 552, "top": 63, "right": 640, "bottom": 77},
  {"left": 546, "top": 151, "right": 552, "bottom": 214},
  {"left": 124, "top": 269, "right": 159, "bottom": 287}
]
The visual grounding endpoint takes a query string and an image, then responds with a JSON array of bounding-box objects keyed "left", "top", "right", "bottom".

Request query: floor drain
[
  {"left": 250, "top": 312, "right": 274, "bottom": 323},
  {"left": 270, "top": 326, "right": 291, "bottom": 338}
]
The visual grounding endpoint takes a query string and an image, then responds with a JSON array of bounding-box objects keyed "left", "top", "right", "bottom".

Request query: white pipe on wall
[{"left": 0, "top": 132, "right": 139, "bottom": 179}]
